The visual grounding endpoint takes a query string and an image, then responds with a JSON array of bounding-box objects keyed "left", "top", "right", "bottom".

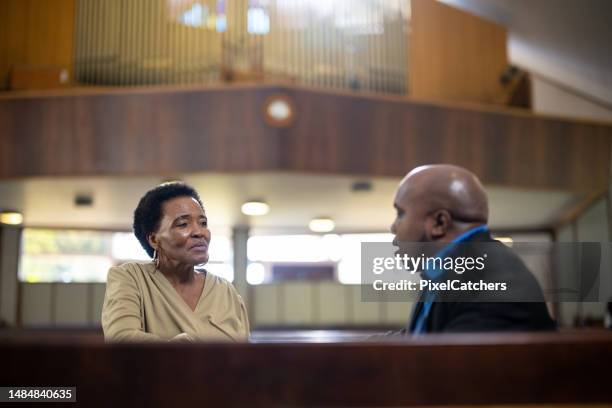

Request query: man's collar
[
  {"left": 423, "top": 224, "right": 489, "bottom": 279},
  {"left": 450, "top": 224, "right": 489, "bottom": 244}
]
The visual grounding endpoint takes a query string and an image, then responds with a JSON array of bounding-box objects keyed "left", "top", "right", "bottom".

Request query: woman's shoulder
[
  {"left": 205, "top": 272, "right": 242, "bottom": 299},
  {"left": 107, "top": 261, "right": 154, "bottom": 281},
  {"left": 205, "top": 272, "right": 234, "bottom": 289}
]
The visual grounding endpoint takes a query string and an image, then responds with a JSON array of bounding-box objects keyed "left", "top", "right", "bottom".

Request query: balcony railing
[{"left": 74, "top": 0, "right": 410, "bottom": 94}]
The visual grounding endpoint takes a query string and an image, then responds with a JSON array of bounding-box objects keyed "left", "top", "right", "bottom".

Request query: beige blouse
[{"left": 102, "top": 262, "right": 250, "bottom": 342}]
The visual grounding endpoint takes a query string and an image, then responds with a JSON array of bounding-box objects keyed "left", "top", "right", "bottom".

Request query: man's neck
[{"left": 438, "top": 223, "right": 488, "bottom": 243}]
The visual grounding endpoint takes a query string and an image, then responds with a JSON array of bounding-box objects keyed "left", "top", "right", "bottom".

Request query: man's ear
[
  {"left": 147, "top": 233, "right": 158, "bottom": 252},
  {"left": 427, "top": 209, "right": 452, "bottom": 240}
]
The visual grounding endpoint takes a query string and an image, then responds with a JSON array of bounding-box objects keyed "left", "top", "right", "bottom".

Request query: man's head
[{"left": 391, "top": 164, "right": 488, "bottom": 248}]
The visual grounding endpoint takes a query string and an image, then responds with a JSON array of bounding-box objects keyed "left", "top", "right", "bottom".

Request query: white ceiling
[
  {"left": 437, "top": 0, "right": 612, "bottom": 106},
  {"left": 0, "top": 172, "right": 580, "bottom": 233}
]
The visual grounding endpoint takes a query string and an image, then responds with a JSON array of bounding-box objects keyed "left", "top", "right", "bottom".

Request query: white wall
[
  {"left": 16, "top": 280, "right": 411, "bottom": 329},
  {"left": 20, "top": 283, "right": 105, "bottom": 327},
  {"left": 437, "top": 0, "right": 612, "bottom": 108},
  {"left": 248, "top": 282, "right": 411, "bottom": 327},
  {"left": 531, "top": 76, "right": 612, "bottom": 123},
  {"left": 0, "top": 226, "right": 20, "bottom": 325},
  {"left": 575, "top": 199, "right": 611, "bottom": 321},
  {"left": 556, "top": 197, "right": 611, "bottom": 326}
]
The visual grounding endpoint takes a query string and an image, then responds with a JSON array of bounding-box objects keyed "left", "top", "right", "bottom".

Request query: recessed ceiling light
[
  {"left": 309, "top": 217, "right": 335, "bottom": 233},
  {"left": 351, "top": 180, "right": 373, "bottom": 192},
  {"left": 0, "top": 211, "right": 24, "bottom": 225},
  {"left": 241, "top": 200, "right": 270, "bottom": 216},
  {"left": 74, "top": 193, "right": 94, "bottom": 207}
]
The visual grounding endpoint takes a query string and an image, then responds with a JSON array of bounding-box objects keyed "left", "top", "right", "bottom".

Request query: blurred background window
[
  {"left": 246, "top": 232, "right": 393, "bottom": 284},
  {"left": 19, "top": 228, "right": 234, "bottom": 283}
]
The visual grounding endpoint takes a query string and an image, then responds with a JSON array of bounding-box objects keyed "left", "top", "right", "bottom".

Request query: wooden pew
[{"left": 1, "top": 331, "right": 611, "bottom": 407}]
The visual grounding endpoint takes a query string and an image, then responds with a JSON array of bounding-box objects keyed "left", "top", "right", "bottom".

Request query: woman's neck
[{"left": 159, "top": 261, "right": 195, "bottom": 286}]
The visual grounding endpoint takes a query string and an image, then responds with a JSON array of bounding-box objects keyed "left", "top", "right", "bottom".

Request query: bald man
[{"left": 391, "top": 164, "right": 555, "bottom": 334}]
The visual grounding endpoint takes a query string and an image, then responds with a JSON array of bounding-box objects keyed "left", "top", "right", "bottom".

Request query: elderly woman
[{"left": 102, "top": 182, "right": 249, "bottom": 342}]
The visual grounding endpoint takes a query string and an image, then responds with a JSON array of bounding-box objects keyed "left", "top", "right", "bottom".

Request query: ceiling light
[
  {"left": 309, "top": 217, "right": 335, "bottom": 233},
  {"left": 241, "top": 200, "right": 270, "bottom": 216},
  {"left": 74, "top": 193, "right": 94, "bottom": 207},
  {"left": 0, "top": 211, "right": 24, "bottom": 225},
  {"left": 268, "top": 100, "right": 290, "bottom": 120},
  {"left": 263, "top": 94, "right": 296, "bottom": 127},
  {"left": 351, "top": 180, "right": 373, "bottom": 192}
]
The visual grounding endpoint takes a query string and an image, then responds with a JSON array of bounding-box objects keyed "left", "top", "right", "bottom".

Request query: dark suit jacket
[{"left": 407, "top": 231, "right": 556, "bottom": 333}]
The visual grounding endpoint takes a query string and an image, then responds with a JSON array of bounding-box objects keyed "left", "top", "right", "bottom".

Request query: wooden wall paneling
[
  {"left": 0, "top": 1, "right": 25, "bottom": 88},
  {"left": 409, "top": 0, "right": 508, "bottom": 104},
  {"left": 0, "top": 86, "right": 283, "bottom": 176},
  {"left": 0, "top": 85, "right": 610, "bottom": 192},
  {"left": 286, "top": 88, "right": 612, "bottom": 191},
  {"left": 25, "top": 0, "right": 76, "bottom": 76},
  {"left": 0, "top": 0, "right": 75, "bottom": 89},
  {"left": 0, "top": 0, "right": 28, "bottom": 89}
]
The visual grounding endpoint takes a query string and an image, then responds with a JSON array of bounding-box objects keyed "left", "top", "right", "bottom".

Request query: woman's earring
[{"left": 153, "top": 249, "right": 160, "bottom": 269}]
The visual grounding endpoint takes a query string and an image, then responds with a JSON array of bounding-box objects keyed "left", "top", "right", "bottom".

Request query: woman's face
[{"left": 148, "top": 196, "right": 211, "bottom": 267}]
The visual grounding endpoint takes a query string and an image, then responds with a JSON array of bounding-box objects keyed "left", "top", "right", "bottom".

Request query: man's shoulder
[
  {"left": 465, "top": 236, "right": 529, "bottom": 273},
  {"left": 432, "top": 301, "right": 556, "bottom": 332}
]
